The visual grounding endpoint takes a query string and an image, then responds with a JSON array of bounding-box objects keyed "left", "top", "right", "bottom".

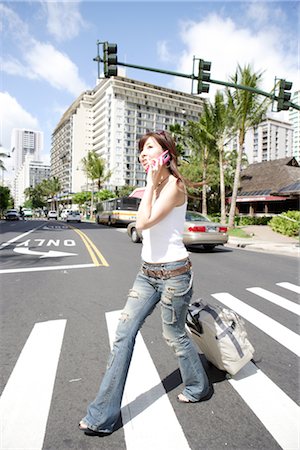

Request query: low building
[{"left": 228, "top": 157, "right": 300, "bottom": 216}]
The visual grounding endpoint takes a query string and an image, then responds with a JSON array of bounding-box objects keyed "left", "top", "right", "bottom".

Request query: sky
[{"left": 1, "top": 0, "right": 299, "bottom": 180}]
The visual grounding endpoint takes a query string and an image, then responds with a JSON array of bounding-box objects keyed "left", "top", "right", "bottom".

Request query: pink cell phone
[{"left": 146, "top": 151, "right": 170, "bottom": 172}]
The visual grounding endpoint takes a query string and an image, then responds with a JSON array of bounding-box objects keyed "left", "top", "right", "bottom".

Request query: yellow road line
[{"left": 69, "top": 226, "right": 109, "bottom": 267}]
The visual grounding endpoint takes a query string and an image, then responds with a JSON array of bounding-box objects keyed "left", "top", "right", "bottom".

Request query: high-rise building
[
  {"left": 11, "top": 128, "right": 43, "bottom": 172},
  {"left": 51, "top": 76, "right": 204, "bottom": 194},
  {"left": 13, "top": 156, "right": 50, "bottom": 207},
  {"left": 51, "top": 92, "right": 93, "bottom": 195},
  {"left": 225, "top": 117, "right": 293, "bottom": 164},
  {"left": 289, "top": 90, "right": 300, "bottom": 162}
]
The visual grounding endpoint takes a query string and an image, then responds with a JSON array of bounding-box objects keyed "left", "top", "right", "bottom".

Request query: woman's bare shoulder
[{"left": 166, "top": 177, "right": 186, "bottom": 205}]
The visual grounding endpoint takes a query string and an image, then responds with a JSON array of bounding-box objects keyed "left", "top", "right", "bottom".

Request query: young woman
[{"left": 79, "top": 130, "right": 210, "bottom": 437}]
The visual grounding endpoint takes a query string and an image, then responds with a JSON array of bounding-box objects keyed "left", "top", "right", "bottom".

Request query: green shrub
[
  {"left": 234, "top": 216, "right": 272, "bottom": 226},
  {"left": 269, "top": 211, "right": 300, "bottom": 237}
]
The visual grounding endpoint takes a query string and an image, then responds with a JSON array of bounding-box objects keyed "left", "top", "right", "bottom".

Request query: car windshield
[{"left": 185, "top": 211, "right": 211, "bottom": 222}]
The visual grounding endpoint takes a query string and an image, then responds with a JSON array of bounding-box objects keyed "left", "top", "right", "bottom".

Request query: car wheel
[
  {"left": 131, "top": 227, "right": 141, "bottom": 243},
  {"left": 203, "top": 244, "right": 216, "bottom": 251}
]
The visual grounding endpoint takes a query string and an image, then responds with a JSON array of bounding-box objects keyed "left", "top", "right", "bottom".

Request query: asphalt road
[{"left": 0, "top": 219, "right": 299, "bottom": 450}]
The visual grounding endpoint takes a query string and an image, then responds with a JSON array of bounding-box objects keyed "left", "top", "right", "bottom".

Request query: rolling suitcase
[{"left": 186, "top": 299, "right": 254, "bottom": 376}]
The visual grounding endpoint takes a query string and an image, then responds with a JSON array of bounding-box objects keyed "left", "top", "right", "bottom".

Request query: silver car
[
  {"left": 127, "top": 211, "right": 228, "bottom": 251},
  {"left": 4, "top": 209, "right": 20, "bottom": 221}
]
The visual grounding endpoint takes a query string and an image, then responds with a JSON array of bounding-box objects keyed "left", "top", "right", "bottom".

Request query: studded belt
[{"left": 142, "top": 258, "right": 192, "bottom": 280}]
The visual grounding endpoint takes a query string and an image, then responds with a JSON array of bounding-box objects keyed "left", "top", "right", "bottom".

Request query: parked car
[
  {"left": 4, "top": 209, "right": 20, "bottom": 220},
  {"left": 47, "top": 210, "right": 58, "bottom": 220},
  {"left": 127, "top": 211, "right": 228, "bottom": 251},
  {"left": 183, "top": 211, "right": 228, "bottom": 250},
  {"left": 66, "top": 211, "right": 81, "bottom": 223}
]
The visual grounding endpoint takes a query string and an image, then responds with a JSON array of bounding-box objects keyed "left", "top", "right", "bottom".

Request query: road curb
[{"left": 226, "top": 238, "right": 299, "bottom": 257}]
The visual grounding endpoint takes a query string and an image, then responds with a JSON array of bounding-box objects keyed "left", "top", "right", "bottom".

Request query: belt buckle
[
  {"left": 161, "top": 269, "right": 171, "bottom": 279},
  {"left": 160, "top": 269, "right": 166, "bottom": 279}
]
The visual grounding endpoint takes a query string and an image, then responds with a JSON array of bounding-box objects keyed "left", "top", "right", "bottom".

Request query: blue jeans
[{"left": 82, "top": 258, "right": 209, "bottom": 433}]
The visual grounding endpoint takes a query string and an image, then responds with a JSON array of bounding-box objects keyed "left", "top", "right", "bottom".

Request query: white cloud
[
  {"left": 245, "top": 2, "right": 270, "bottom": 25},
  {"left": 41, "top": 0, "right": 87, "bottom": 42},
  {"left": 1, "top": 3, "right": 87, "bottom": 96},
  {"left": 169, "top": 10, "right": 299, "bottom": 104},
  {"left": 25, "top": 41, "right": 87, "bottom": 96},
  {"left": 0, "top": 92, "right": 39, "bottom": 175},
  {"left": 157, "top": 40, "right": 173, "bottom": 63},
  {"left": 1, "top": 57, "right": 37, "bottom": 80}
]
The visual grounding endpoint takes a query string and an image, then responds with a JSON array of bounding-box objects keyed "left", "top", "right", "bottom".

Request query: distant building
[
  {"left": 228, "top": 157, "right": 300, "bottom": 216},
  {"left": 51, "top": 91, "right": 93, "bottom": 196},
  {"left": 289, "top": 90, "right": 300, "bottom": 162},
  {"left": 225, "top": 118, "right": 293, "bottom": 164},
  {"left": 13, "top": 156, "right": 50, "bottom": 207},
  {"left": 51, "top": 76, "right": 204, "bottom": 194},
  {"left": 11, "top": 128, "right": 43, "bottom": 172}
]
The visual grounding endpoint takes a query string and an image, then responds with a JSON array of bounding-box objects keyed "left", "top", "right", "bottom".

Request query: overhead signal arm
[{"left": 93, "top": 41, "right": 299, "bottom": 111}]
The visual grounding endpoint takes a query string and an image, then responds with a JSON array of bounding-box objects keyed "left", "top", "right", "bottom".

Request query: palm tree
[
  {"left": 0, "top": 153, "right": 7, "bottom": 171},
  {"left": 211, "top": 91, "right": 235, "bottom": 223},
  {"left": 81, "top": 151, "right": 112, "bottom": 217},
  {"left": 226, "top": 64, "right": 269, "bottom": 228},
  {"left": 43, "top": 177, "right": 61, "bottom": 210},
  {"left": 0, "top": 146, "right": 11, "bottom": 184},
  {"left": 186, "top": 104, "right": 216, "bottom": 215}
]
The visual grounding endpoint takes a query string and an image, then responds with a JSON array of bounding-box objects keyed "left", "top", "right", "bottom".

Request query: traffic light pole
[
  {"left": 93, "top": 45, "right": 299, "bottom": 111},
  {"left": 117, "top": 61, "right": 299, "bottom": 111}
]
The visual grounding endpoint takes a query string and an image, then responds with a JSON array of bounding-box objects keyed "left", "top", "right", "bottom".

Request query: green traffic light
[
  {"left": 277, "top": 79, "right": 293, "bottom": 111},
  {"left": 197, "top": 59, "right": 211, "bottom": 94},
  {"left": 103, "top": 42, "right": 118, "bottom": 78}
]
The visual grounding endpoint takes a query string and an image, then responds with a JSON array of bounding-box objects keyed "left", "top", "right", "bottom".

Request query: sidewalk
[{"left": 226, "top": 225, "right": 299, "bottom": 258}]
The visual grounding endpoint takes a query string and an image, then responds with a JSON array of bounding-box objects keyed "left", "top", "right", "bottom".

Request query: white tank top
[{"left": 141, "top": 201, "right": 189, "bottom": 263}]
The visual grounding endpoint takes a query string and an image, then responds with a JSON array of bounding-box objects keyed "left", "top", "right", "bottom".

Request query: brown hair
[
  {"left": 138, "top": 130, "right": 183, "bottom": 182},
  {"left": 138, "top": 130, "right": 203, "bottom": 189}
]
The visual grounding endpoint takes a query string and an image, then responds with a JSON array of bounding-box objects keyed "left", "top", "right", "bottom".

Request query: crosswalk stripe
[
  {"left": 228, "top": 361, "right": 300, "bottom": 450},
  {"left": 0, "top": 320, "right": 67, "bottom": 450},
  {"left": 247, "top": 287, "right": 300, "bottom": 316},
  {"left": 276, "top": 282, "right": 300, "bottom": 294},
  {"left": 212, "top": 293, "right": 300, "bottom": 357},
  {"left": 106, "top": 311, "right": 190, "bottom": 450}
]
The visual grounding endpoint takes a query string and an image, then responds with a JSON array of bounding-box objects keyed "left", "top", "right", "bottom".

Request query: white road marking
[
  {"left": 0, "top": 263, "right": 96, "bottom": 274},
  {"left": 247, "top": 287, "right": 300, "bottom": 316},
  {"left": 228, "top": 361, "right": 300, "bottom": 450},
  {"left": 0, "top": 320, "right": 66, "bottom": 450},
  {"left": 212, "top": 293, "right": 300, "bottom": 357},
  {"left": 0, "top": 226, "right": 42, "bottom": 248},
  {"left": 277, "top": 282, "right": 300, "bottom": 295},
  {"left": 13, "top": 247, "right": 77, "bottom": 258},
  {"left": 106, "top": 311, "right": 191, "bottom": 450}
]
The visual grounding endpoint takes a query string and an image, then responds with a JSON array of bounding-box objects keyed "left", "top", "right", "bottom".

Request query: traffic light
[
  {"left": 103, "top": 42, "right": 118, "bottom": 78},
  {"left": 197, "top": 59, "right": 211, "bottom": 94},
  {"left": 277, "top": 79, "right": 293, "bottom": 111}
]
